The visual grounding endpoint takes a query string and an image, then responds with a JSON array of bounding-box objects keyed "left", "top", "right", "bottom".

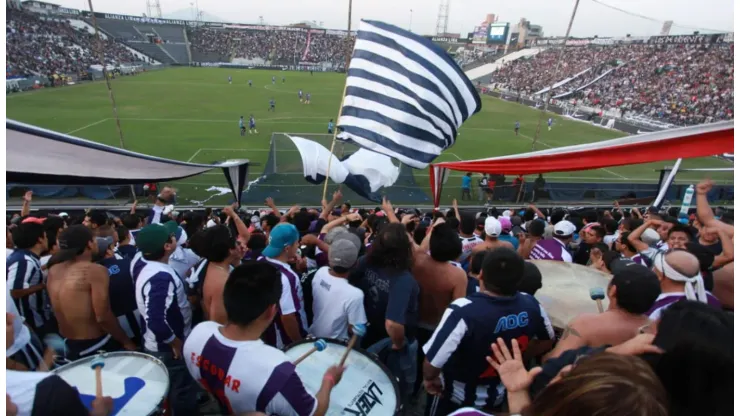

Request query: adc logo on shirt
[{"left": 493, "top": 312, "right": 529, "bottom": 334}]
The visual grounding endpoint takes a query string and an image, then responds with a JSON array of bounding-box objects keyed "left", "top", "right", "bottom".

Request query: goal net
[{"left": 240, "top": 133, "right": 430, "bottom": 206}]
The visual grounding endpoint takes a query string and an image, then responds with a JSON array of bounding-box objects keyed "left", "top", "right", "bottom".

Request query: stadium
[{"left": 4, "top": 0, "right": 735, "bottom": 415}]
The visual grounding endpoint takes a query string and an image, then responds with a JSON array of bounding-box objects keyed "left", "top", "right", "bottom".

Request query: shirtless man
[
  {"left": 200, "top": 225, "right": 241, "bottom": 324},
  {"left": 545, "top": 263, "right": 661, "bottom": 359},
  {"left": 47, "top": 225, "right": 135, "bottom": 360},
  {"left": 471, "top": 217, "right": 514, "bottom": 256}
]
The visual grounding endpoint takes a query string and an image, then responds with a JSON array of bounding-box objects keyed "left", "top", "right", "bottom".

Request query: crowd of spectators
[
  {"left": 5, "top": 176, "right": 733, "bottom": 415},
  {"left": 6, "top": 8, "right": 137, "bottom": 79},
  {"left": 188, "top": 27, "right": 354, "bottom": 66},
  {"left": 492, "top": 43, "right": 734, "bottom": 125}
]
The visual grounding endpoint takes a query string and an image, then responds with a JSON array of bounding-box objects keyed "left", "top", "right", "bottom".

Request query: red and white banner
[{"left": 429, "top": 121, "right": 733, "bottom": 206}]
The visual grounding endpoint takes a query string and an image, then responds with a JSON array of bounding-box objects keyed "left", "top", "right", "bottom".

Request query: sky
[{"left": 54, "top": 0, "right": 734, "bottom": 38}]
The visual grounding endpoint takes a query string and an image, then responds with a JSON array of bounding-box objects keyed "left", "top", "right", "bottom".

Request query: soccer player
[
  {"left": 228, "top": 75, "right": 232, "bottom": 85},
  {"left": 268, "top": 98, "right": 275, "bottom": 112},
  {"left": 239, "top": 116, "right": 246, "bottom": 136},
  {"left": 282, "top": 76, "right": 286, "bottom": 83},
  {"left": 514, "top": 120, "right": 520, "bottom": 136},
  {"left": 305, "top": 92, "right": 311, "bottom": 104},
  {"left": 298, "top": 89, "right": 303, "bottom": 103},
  {"left": 327, "top": 119, "right": 334, "bottom": 134},
  {"left": 272, "top": 76, "right": 276, "bottom": 84},
  {"left": 249, "top": 115, "right": 258, "bottom": 134},
  {"left": 183, "top": 262, "right": 345, "bottom": 415},
  {"left": 548, "top": 117, "right": 553, "bottom": 131},
  {"left": 248, "top": 79, "right": 252, "bottom": 87}
]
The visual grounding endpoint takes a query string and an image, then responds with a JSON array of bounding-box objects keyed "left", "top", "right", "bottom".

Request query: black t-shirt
[
  {"left": 32, "top": 375, "right": 90, "bottom": 416},
  {"left": 8, "top": 371, "right": 89, "bottom": 416}
]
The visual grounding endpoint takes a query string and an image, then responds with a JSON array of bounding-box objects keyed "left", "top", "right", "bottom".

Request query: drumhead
[
  {"left": 284, "top": 339, "right": 401, "bottom": 415},
  {"left": 530, "top": 260, "right": 612, "bottom": 329},
  {"left": 52, "top": 351, "right": 169, "bottom": 415}
]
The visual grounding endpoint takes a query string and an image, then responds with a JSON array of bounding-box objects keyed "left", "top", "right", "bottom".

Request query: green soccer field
[{"left": 6, "top": 67, "right": 733, "bottom": 206}]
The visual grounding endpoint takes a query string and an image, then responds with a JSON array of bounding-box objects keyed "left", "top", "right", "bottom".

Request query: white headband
[{"left": 653, "top": 252, "right": 707, "bottom": 303}]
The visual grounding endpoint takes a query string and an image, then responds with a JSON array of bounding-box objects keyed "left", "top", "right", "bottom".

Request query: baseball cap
[
  {"left": 640, "top": 228, "right": 661, "bottom": 246},
  {"left": 499, "top": 216, "right": 512, "bottom": 233},
  {"left": 484, "top": 217, "right": 502, "bottom": 237},
  {"left": 553, "top": 220, "right": 576, "bottom": 237},
  {"left": 58, "top": 225, "right": 94, "bottom": 252},
  {"left": 95, "top": 236, "right": 114, "bottom": 255},
  {"left": 136, "top": 221, "right": 178, "bottom": 256},
  {"left": 262, "top": 223, "right": 300, "bottom": 258},
  {"left": 511, "top": 216, "right": 523, "bottom": 227},
  {"left": 501, "top": 210, "right": 512, "bottom": 218},
  {"left": 325, "top": 227, "right": 349, "bottom": 245},
  {"left": 329, "top": 238, "right": 359, "bottom": 269}
]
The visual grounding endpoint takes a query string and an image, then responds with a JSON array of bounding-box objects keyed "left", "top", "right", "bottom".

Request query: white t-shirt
[
  {"left": 309, "top": 267, "right": 366, "bottom": 341},
  {"left": 184, "top": 321, "right": 318, "bottom": 416},
  {"left": 6, "top": 287, "right": 31, "bottom": 357}
]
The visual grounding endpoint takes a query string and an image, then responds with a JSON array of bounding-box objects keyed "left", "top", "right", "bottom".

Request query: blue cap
[{"left": 262, "top": 223, "right": 300, "bottom": 258}]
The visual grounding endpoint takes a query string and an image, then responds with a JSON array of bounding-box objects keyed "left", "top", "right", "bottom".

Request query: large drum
[
  {"left": 284, "top": 339, "right": 401, "bottom": 416},
  {"left": 529, "top": 260, "right": 612, "bottom": 331},
  {"left": 52, "top": 351, "right": 169, "bottom": 415}
]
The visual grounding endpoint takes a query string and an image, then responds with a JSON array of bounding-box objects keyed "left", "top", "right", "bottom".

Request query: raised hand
[
  {"left": 382, "top": 197, "right": 393, "bottom": 213},
  {"left": 696, "top": 179, "right": 713, "bottom": 195},
  {"left": 486, "top": 338, "right": 542, "bottom": 393},
  {"left": 265, "top": 197, "right": 275, "bottom": 207},
  {"left": 22, "top": 190, "right": 32, "bottom": 203}
]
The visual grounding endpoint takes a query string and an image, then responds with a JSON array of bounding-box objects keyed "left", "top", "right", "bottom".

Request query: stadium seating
[{"left": 491, "top": 44, "right": 734, "bottom": 126}]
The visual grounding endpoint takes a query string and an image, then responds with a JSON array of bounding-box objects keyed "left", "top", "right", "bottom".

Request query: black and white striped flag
[{"left": 337, "top": 20, "right": 482, "bottom": 169}]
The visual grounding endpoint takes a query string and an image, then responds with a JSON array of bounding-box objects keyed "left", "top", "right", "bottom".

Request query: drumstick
[
  {"left": 90, "top": 355, "right": 105, "bottom": 398},
  {"left": 292, "top": 339, "right": 328, "bottom": 366},
  {"left": 339, "top": 324, "right": 366, "bottom": 367},
  {"left": 590, "top": 287, "right": 605, "bottom": 313}
]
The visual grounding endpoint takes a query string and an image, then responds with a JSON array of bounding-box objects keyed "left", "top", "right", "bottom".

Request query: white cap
[
  {"left": 501, "top": 210, "right": 512, "bottom": 218},
  {"left": 484, "top": 217, "right": 502, "bottom": 237},
  {"left": 553, "top": 220, "right": 576, "bottom": 237},
  {"left": 58, "top": 212, "right": 69, "bottom": 218},
  {"left": 163, "top": 204, "right": 175, "bottom": 216},
  {"left": 640, "top": 228, "right": 661, "bottom": 246},
  {"left": 206, "top": 219, "right": 218, "bottom": 228}
]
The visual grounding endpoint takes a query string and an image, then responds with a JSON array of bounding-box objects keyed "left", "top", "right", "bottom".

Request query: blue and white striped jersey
[
  {"left": 259, "top": 257, "right": 308, "bottom": 349},
  {"left": 423, "top": 292, "right": 554, "bottom": 409},
  {"left": 6, "top": 249, "right": 49, "bottom": 330},
  {"left": 134, "top": 260, "right": 192, "bottom": 352}
]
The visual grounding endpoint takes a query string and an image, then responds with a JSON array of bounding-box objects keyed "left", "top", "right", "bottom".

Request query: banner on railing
[{"left": 647, "top": 34, "right": 722, "bottom": 44}]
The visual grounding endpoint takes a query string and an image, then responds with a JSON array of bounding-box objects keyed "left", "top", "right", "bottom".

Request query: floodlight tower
[
  {"left": 435, "top": 0, "right": 450, "bottom": 35},
  {"left": 146, "top": 0, "right": 162, "bottom": 18}
]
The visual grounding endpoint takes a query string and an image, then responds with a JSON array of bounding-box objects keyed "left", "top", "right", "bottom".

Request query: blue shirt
[
  {"left": 100, "top": 257, "right": 141, "bottom": 343},
  {"left": 115, "top": 244, "right": 138, "bottom": 261},
  {"left": 354, "top": 257, "right": 419, "bottom": 347},
  {"left": 328, "top": 121, "right": 334, "bottom": 131},
  {"left": 270, "top": 100, "right": 275, "bottom": 106},
  {"left": 423, "top": 293, "right": 554, "bottom": 408},
  {"left": 515, "top": 122, "right": 520, "bottom": 128},
  {"left": 249, "top": 117, "right": 256, "bottom": 127},
  {"left": 499, "top": 234, "right": 519, "bottom": 250},
  {"left": 6, "top": 249, "right": 48, "bottom": 330},
  {"left": 461, "top": 175, "right": 472, "bottom": 189}
]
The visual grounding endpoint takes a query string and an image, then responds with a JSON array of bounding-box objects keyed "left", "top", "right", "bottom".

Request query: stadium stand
[
  {"left": 6, "top": 8, "right": 136, "bottom": 78},
  {"left": 491, "top": 43, "right": 734, "bottom": 125}
]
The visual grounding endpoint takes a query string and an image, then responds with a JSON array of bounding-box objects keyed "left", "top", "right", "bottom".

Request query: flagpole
[{"left": 321, "top": 0, "right": 354, "bottom": 202}]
